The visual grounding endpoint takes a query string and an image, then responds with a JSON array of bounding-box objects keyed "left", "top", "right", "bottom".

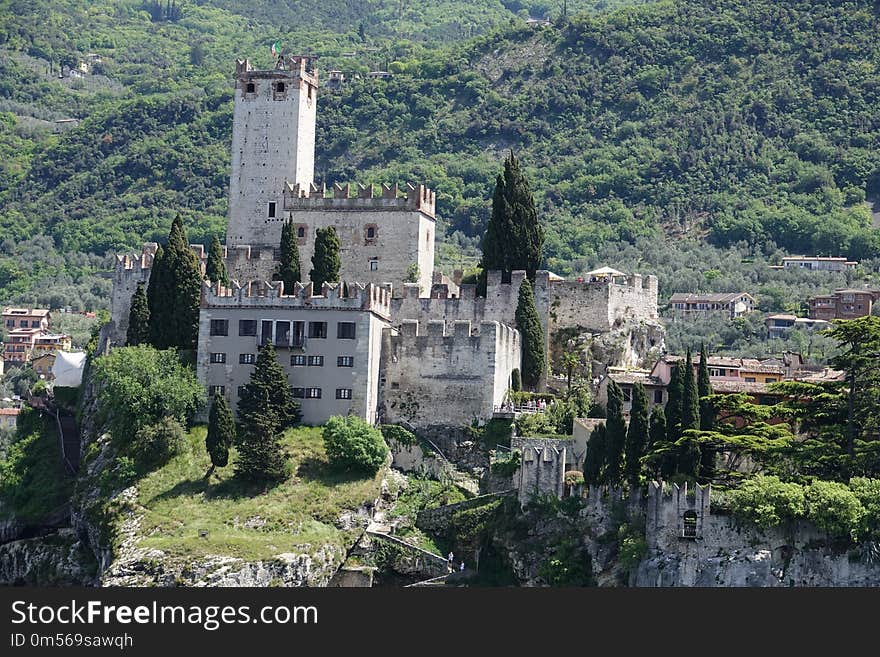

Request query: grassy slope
[{"left": 135, "top": 426, "right": 383, "bottom": 560}]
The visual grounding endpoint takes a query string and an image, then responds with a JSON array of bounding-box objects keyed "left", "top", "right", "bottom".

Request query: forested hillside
[{"left": 1, "top": 0, "right": 880, "bottom": 308}]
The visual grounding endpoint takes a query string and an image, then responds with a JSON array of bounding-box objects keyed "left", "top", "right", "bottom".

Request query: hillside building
[
  {"left": 808, "top": 288, "right": 880, "bottom": 321},
  {"left": 669, "top": 292, "right": 755, "bottom": 319},
  {"left": 780, "top": 256, "right": 857, "bottom": 272}
]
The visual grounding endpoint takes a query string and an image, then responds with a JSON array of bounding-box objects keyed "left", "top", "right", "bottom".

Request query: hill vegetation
[{"left": 1, "top": 0, "right": 880, "bottom": 316}]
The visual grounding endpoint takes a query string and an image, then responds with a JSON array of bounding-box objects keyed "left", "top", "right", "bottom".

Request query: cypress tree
[
  {"left": 276, "top": 215, "right": 301, "bottom": 292},
  {"left": 583, "top": 423, "right": 606, "bottom": 485},
  {"left": 665, "top": 360, "right": 684, "bottom": 442},
  {"left": 236, "top": 342, "right": 301, "bottom": 482},
  {"left": 126, "top": 282, "right": 150, "bottom": 346},
  {"left": 647, "top": 405, "right": 667, "bottom": 479},
  {"left": 165, "top": 214, "right": 203, "bottom": 351},
  {"left": 682, "top": 348, "right": 700, "bottom": 432},
  {"left": 147, "top": 216, "right": 202, "bottom": 350},
  {"left": 146, "top": 244, "right": 168, "bottom": 348},
  {"left": 205, "top": 393, "right": 235, "bottom": 478},
  {"left": 480, "top": 151, "right": 544, "bottom": 281},
  {"left": 515, "top": 278, "right": 546, "bottom": 390},
  {"left": 697, "top": 343, "right": 714, "bottom": 430},
  {"left": 677, "top": 437, "right": 702, "bottom": 480},
  {"left": 697, "top": 343, "right": 716, "bottom": 481},
  {"left": 624, "top": 382, "right": 649, "bottom": 483},
  {"left": 205, "top": 235, "right": 229, "bottom": 287},
  {"left": 604, "top": 379, "right": 626, "bottom": 485},
  {"left": 309, "top": 226, "right": 340, "bottom": 289},
  {"left": 510, "top": 368, "right": 521, "bottom": 392}
]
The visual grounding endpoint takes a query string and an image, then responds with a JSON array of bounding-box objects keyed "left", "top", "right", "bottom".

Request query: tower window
[
  {"left": 297, "top": 226, "right": 305, "bottom": 238},
  {"left": 245, "top": 82, "right": 255, "bottom": 93},
  {"left": 369, "top": 258, "right": 379, "bottom": 271},
  {"left": 268, "top": 202, "right": 276, "bottom": 218},
  {"left": 276, "top": 82, "right": 285, "bottom": 93}
]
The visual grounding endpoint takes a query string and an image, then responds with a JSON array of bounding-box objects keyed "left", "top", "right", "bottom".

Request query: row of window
[
  {"left": 209, "top": 353, "right": 355, "bottom": 367},
  {"left": 5, "top": 319, "right": 42, "bottom": 328},
  {"left": 209, "top": 319, "right": 356, "bottom": 340},
  {"left": 209, "top": 385, "right": 351, "bottom": 400}
]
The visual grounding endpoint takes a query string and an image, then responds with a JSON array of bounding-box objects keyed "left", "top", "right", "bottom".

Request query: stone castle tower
[{"left": 227, "top": 56, "right": 318, "bottom": 247}]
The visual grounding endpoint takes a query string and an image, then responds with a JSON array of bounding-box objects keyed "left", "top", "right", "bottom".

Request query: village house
[
  {"left": 0, "top": 407, "right": 19, "bottom": 431},
  {"left": 778, "top": 256, "right": 858, "bottom": 272},
  {"left": 765, "top": 314, "right": 830, "bottom": 338},
  {"left": 808, "top": 288, "right": 880, "bottom": 321},
  {"left": 668, "top": 292, "right": 756, "bottom": 319},
  {"left": 31, "top": 352, "right": 56, "bottom": 381},
  {"left": 3, "top": 308, "right": 50, "bottom": 331}
]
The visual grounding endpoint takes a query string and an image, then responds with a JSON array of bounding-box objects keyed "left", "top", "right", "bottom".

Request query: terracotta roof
[
  {"left": 711, "top": 380, "right": 780, "bottom": 395},
  {"left": 0, "top": 408, "right": 20, "bottom": 416},
  {"left": 3, "top": 308, "right": 50, "bottom": 317}
]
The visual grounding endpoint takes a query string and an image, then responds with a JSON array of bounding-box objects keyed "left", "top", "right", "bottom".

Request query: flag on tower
[{"left": 271, "top": 41, "right": 282, "bottom": 57}]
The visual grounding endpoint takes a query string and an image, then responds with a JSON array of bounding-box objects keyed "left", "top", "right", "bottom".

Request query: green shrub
[
  {"left": 91, "top": 345, "right": 204, "bottom": 443},
  {"left": 510, "top": 368, "right": 521, "bottom": 392},
  {"left": 491, "top": 451, "right": 521, "bottom": 477},
  {"left": 728, "top": 475, "right": 805, "bottom": 528},
  {"left": 130, "top": 418, "right": 188, "bottom": 470},
  {"left": 564, "top": 470, "right": 585, "bottom": 487},
  {"left": 323, "top": 415, "right": 388, "bottom": 474},
  {"left": 379, "top": 424, "right": 417, "bottom": 447},
  {"left": 849, "top": 478, "right": 880, "bottom": 539},
  {"left": 804, "top": 480, "right": 866, "bottom": 540}
]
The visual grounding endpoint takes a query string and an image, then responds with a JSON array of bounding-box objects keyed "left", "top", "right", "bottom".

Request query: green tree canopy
[
  {"left": 276, "top": 215, "right": 301, "bottom": 293},
  {"left": 604, "top": 379, "right": 626, "bottom": 485},
  {"left": 126, "top": 281, "right": 150, "bottom": 346},
  {"left": 481, "top": 151, "right": 544, "bottom": 280},
  {"left": 235, "top": 342, "right": 299, "bottom": 482},
  {"left": 205, "top": 393, "right": 235, "bottom": 478},
  {"left": 323, "top": 415, "right": 389, "bottom": 474},
  {"left": 309, "top": 226, "right": 341, "bottom": 289},
  {"left": 624, "top": 382, "right": 649, "bottom": 483},
  {"left": 205, "top": 234, "right": 229, "bottom": 287},
  {"left": 515, "top": 278, "right": 546, "bottom": 390}
]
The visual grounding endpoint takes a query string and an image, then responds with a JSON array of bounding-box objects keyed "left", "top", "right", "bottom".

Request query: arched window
[
  {"left": 245, "top": 82, "right": 255, "bottom": 94},
  {"left": 682, "top": 510, "right": 698, "bottom": 538},
  {"left": 276, "top": 82, "right": 285, "bottom": 93},
  {"left": 297, "top": 226, "right": 305, "bottom": 238},
  {"left": 366, "top": 226, "right": 375, "bottom": 239}
]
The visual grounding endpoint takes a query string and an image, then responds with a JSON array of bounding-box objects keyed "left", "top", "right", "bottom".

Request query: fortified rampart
[
  {"left": 380, "top": 320, "right": 520, "bottom": 429},
  {"left": 548, "top": 274, "right": 658, "bottom": 333},
  {"left": 109, "top": 243, "right": 158, "bottom": 345},
  {"left": 201, "top": 278, "right": 391, "bottom": 319},
  {"left": 511, "top": 437, "right": 569, "bottom": 505}
]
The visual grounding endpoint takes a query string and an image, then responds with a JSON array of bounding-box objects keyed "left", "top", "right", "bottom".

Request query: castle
[{"left": 110, "top": 54, "right": 662, "bottom": 430}]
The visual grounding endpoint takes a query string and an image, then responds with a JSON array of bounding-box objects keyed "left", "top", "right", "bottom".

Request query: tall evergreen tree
[
  {"left": 583, "top": 423, "right": 606, "bottom": 485},
  {"left": 515, "top": 278, "right": 546, "bottom": 389},
  {"left": 146, "top": 244, "right": 168, "bottom": 347},
  {"left": 309, "top": 226, "right": 340, "bottom": 289},
  {"left": 236, "top": 342, "right": 301, "bottom": 482},
  {"left": 677, "top": 437, "right": 702, "bottom": 480},
  {"left": 604, "top": 379, "right": 627, "bottom": 485},
  {"left": 697, "top": 343, "right": 714, "bottom": 430},
  {"left": 480, "top": 151, "right": 544, "bottom": 280},
  {"left": 147, "top": 215, "right": 202, "bottom": 350},
  {"left": 276, "top": 215, "right": 301, "bottom": 292},
  {"left": 697, "top": 343, "right": 716, "bottom": 481},
  {"left": 682, "top": 348, "right": 700, "bottom": 432},
  {"left": 205, "top": 393, "right": 235, "bottom": 478},
  {"left": 647, "top": 405, "right": 667, "bottom": 479},
  {"left": 624, "top": 382, "right": 649, "bottom": 483},
  {"left": 205, "top": 235, "right": 229, "bottom": 287},
  {"left": 666, "top": 360, "right": 684, "bottom": 443},
  {"left": 126, "top": 282, "right": 150, "bottom": 346}
]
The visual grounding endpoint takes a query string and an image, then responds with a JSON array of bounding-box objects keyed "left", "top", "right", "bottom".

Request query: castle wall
[
  {"left": 634, "top": 481, "right": 880, "bottom": 586},
  {"left": 108, "top": 243, "right": 157, "bottom": 346},
  {"left": 380, "top": 320, "right": 520, "bottom": 429},
  {"left": 512, "top": 437, "right": 569, "bottom": 505},
  {"left": 547, "top": 274, "right": 658, "bottom": 334},
  {"left": 227, "top": 58, "right": 317, "bottom": 248}
]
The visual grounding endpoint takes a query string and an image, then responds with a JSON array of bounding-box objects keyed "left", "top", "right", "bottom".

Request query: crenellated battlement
[
  {"left": 283, "top": 182, "right": 436, "bottom": 218},
  {"left": 235, "top": 56, "right": 318, "bottom": 87},
  {"left": 393, "top": 319, "right": 518, "bottom": 344},
  {"left": 646, "top": 480, "right": 712, "bottom": 547},
  {"left": 202, "top": 278, "right": 391, "bottom": 319}
]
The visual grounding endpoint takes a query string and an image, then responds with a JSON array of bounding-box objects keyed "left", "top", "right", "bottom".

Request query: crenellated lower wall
[{"left": 380, "top": 320, "right": 520, "bottom": 428}]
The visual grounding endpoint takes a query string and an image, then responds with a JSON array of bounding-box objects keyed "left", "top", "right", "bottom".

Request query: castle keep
[{"left": 109, "top": 55, "right": 661, "bottom": 430}]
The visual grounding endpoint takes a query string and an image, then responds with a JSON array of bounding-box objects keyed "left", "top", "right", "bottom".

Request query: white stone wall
[
  {"left": 227, "top": 60, "right": 317, "bottom": 247},
  {"left": 548, "top": 274, "right": 658, "bottom": 334},
  {"left": 512, "top": 437, "right": 569, "bottom": 505},
  {"left": 108, "top": 245, "right": 157, "bottom": 346},
  {"left": 379, "top": 320, "right": 520, "bottom": 428}
]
